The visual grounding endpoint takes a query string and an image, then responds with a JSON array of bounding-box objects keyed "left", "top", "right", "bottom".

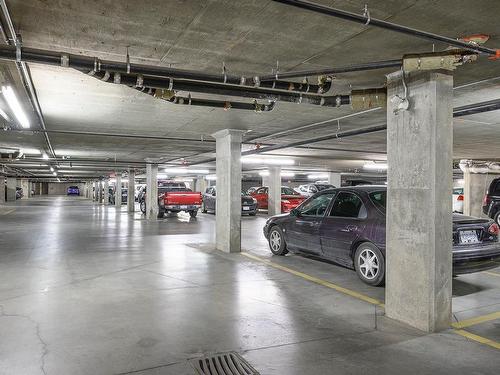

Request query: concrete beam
[
  {"left": 128, "top": 169, "right": 135, "bottom": 213},
  {"left": 212, "top": 129, "right": 245, "bottom": 253},
  {"left": 386, "top": 70, "right": 453, "bottom": 332},
  {"left": 268, "top": 166, "right": 281, "bottom": 216},
  {"left": 145, "top": 163, "right": 158, "bottom": 220}
]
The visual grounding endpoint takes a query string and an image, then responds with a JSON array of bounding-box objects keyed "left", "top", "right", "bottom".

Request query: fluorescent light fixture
[
  {"left": 258, "top": 171, "right": 269, "bottom": 177},
  {"left": 164, "top": 168, "right": 209, "bottom": 174},
  {"left": 308, "top": 173, "right": 329, "bottom": 180},
  {"left": 174, "top": 177, "right": 193, "bottom": 182},
  {"left": 50, "top": 167, "right": 54, "bottom": 172},
  {"left": 241, "top": 156, "right": 294, "bottom": 166},
  {"left": 57, "top": 178, "right": 61, "bottom": 182},
  {"left": 42, "top": 153, "right": 49, "bottom": 160},
  {"left": 2, "top": 85, "right": 29, "bottom": 128},
  {"left": 206, "top": 175, "right": 217, "bottom": 181},
  {"left": 0, "top": 107, "right": 10, "bottom": 121},
  {"left": 363, "top": 161, "right": 388, "bottom": 170},
  {"left": 52, "top": 171, "right": 57, "bottom": 176}
]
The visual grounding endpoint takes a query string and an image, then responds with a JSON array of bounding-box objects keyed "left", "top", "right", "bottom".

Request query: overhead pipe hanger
[{"left": 272, "top": 0, "right": 500, "bottom": 58}]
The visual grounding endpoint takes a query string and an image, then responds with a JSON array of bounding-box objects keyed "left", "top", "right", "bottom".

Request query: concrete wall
[{"left": 48, "top": 182, "right": 85, "bottom": 195}]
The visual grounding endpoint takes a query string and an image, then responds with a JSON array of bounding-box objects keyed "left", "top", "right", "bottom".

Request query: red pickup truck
[{"left": 139, "top": 181, "right": 202, "bottom": 218}]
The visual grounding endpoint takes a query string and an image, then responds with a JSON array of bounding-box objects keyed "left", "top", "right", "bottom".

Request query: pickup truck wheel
[
  {"left": 157, "top": 208, "right": 165, "bottom": 218},
  {"left": 140, "top": 200, "right": 146, "bottom": 214},
  {"left": 189, "top": 210, "right": 198, "bottom": 218}
]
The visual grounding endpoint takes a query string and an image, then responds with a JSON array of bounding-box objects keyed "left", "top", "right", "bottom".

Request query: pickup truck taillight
[
  {"left": 483, "top": 194, "right": 491, "bottom": 206},
  {"left": 457, "top": 194, "right": 464, "bottom": 201}
]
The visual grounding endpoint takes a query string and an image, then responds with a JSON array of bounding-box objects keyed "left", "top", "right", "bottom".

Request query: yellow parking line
[
  {"left": 454, "top": 329, "right": 500, "bottom": 350},
  {"left": 452, "top": 311, "right": 500, "bottom": 329},
  {"left": 241, "top": 252, "right": 384, "bottom": 307},
  {"left": 483, "top": 271, "right": 500, "bottom": 278}
]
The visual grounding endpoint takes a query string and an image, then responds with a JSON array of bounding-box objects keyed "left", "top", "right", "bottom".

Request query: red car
[{"left": 251, "top": 186, "right": 305, "bottom": 212}]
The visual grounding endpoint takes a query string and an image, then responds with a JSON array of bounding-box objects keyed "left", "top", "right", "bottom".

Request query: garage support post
[
  {"left": 268, "top": 166, "right": 281, "bottom": 216},
  {"left": 0, "top": 177, "right": 5, "bottom": 203},
  {"left": 98, "top": 180, "right": 104, "bottom": 203},
  {"left": 212, "top": 129, "right": 245, "bottom": 253},
  {"left": 6, "top": 177, "right": 16, "bottom": 201},
  {"left": 145, "top": 163, "right": 158, "bottom": 220},
  {"left": 386, "top": 70, "right": 453, "bottom": 332},
  {"left": 103, "top": 179, "right": 109, "bottom": 205},
  {"left": 127, "top": 169, "right": 135, "bottom": 213},
  {"left": 115, "top": 174, "right": 122, "bottom": 209},
  {"left": 463, "top": 171, "right": 497, "bottom": 218},
  {"left": 327, "top": 172, "right": 341, "bottom": 187}
]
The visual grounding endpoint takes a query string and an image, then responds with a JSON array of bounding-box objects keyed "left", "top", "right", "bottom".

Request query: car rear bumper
[
  {"left": 453, "top": 242, "right": 500, "bottom": 274},
  {"left": 163, "top": 204, "right": 201, "bottom": 211},
  {"left": 242, "top": 204, "right": 257, "bottom": 214}
]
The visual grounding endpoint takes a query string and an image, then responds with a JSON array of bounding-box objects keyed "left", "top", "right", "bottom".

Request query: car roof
[{"left": 320, "top": 185, "right": 386, "bottom": 193}]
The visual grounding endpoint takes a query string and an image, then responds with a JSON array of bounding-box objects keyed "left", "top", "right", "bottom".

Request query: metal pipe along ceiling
[
  {"left": 272, "top": 0, "right": 499, "bottom": 57},
  {"left": 88, "top": 70, "right": 353, "bottom": 108},
  {"left": 0, "top": 46, "right": 332, "bottom": 94}
]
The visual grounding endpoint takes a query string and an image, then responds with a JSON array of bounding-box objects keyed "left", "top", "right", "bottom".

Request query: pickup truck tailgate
[{"left": 164, "top": 192, "right": 202, "bottom": 205}]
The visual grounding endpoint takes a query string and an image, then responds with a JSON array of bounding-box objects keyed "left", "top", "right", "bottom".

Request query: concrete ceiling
[{"left": 1, "top": 0, "right": 500, "bottom": 180}]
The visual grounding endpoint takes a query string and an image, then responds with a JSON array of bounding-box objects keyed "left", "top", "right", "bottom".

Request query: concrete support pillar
[
  {"left": 145, "top": 163, "right": 158, "bottom": 219},
  {"left": 0, "top": 177, "right": 5, "bottom": 203},
  {"left": 261, "top": 175, "right": 270, "bottom": 187},
  {"left": 268, "top": 166, "right": 281, "bottom": 216},
  {"left": 6, "top": 177, "right": 16, "bottom": 201},
  {"left": 327, "top": 172, "right": 342, "bottom": 187},
  {"left": 98, "top": 180, "right": 103, "bottom": 203},
  {"left": 115, "top": 174, "right": 122, "bottom": 209},
  {"left": 463, "top": 171, "right": 497, "bottom": 218},
  {"left": 386, "top": 70, "right": 453, "bottom": 332},
  {"left": 103, "top": 179, "right": 110, "bottom": 205},
  {"left": 212, "top": 129, "right": 245, "bottom": 253},
  {"left": 93, "top": 181, "right": 98, "bottom": 201},
  {"left": 127, "top": 169, "right": 135, "bottom": 213},
  {"left": 20, "top": 179, "right": 29, "bottom": 199}
]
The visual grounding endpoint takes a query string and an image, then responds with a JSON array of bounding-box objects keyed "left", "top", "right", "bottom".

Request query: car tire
[
  {"left": 249, "top": 212, "right": 256, "bottom": 216},
  {"left": 189, "top": 210, "right": 198, "bottom": 218},
  {"left": 201, "top": 203, "right": 207, "bottom": 213},
  {"left": 157, "top": 208, "right": 165, "bottom": 218},
  {"left": 494, "top": 211, "right": 500, "bottom": 226},
  {"left": 140, "top": 200, "right": 146, "bottom": 214},
  {"left": 268, "top": 226, "right": 288, "bottom": 256},
  {"left": 354, "top": 243, "right": 385, "bottom": 286}
]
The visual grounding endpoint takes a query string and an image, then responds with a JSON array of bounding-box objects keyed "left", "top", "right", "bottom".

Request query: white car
[
  {"left": 453, "top": 187, "right": 464, "bottom": 213},
  {"left": 295, "top": 183, "right": 335, "bottom": 198}
]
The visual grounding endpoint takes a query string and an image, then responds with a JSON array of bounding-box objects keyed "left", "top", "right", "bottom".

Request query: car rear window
[{"left": 369, "top": 191, "right": 386, "bottom": 212}]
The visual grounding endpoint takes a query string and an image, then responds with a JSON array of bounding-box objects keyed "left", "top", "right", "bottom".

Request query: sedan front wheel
[
  {"left": 268, "top": 226, "right": 288, "bottom": 256},
  {"left": 354, "top": 243, "right": 385, "bottom": 286}
]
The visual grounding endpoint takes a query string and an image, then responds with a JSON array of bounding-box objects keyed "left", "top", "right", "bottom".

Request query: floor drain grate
[{"left": 190, "top": 352, "right": 260, "bottom": 375}]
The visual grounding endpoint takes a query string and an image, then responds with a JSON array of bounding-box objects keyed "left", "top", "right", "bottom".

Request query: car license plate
[
  {"left": 180, "top": 205, "right": 187, "bottom": 209},
  {"left": 459, "top": 230, "right": 480, "bottom": 244},
  {"left": 243, "top": 206, "right": 250, "bottom": 211}
]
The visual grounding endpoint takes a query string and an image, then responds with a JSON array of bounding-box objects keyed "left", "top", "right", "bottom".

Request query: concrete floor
[{"left": 0, "top": 197, "right": 499, "bottom": 375}]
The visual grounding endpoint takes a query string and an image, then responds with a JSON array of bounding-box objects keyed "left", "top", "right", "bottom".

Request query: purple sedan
[{"left": 263, "top": 186, "right": 500, "bottom": 286}]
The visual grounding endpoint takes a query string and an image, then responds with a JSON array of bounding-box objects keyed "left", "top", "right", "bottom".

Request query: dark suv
[{"left": 483, "top": 177, "right": 500, "bottom": 224}]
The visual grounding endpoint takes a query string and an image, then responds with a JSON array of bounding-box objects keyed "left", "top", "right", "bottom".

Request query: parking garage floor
[{"left": 1, "top": 197, "right": 500, "bottom": 375}]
